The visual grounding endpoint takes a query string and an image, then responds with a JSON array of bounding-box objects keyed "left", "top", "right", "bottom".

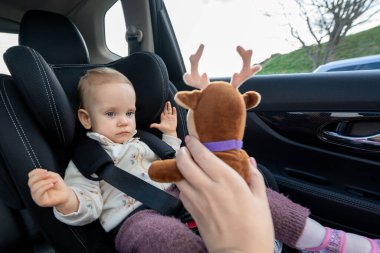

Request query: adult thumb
[{"left": 247, "top": 157, "right": 267, "bottom": 198}]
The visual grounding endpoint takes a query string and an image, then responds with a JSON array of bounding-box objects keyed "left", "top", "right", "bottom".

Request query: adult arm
[{"left": 175, "top": 136, "right": 274, "bottom": 253}]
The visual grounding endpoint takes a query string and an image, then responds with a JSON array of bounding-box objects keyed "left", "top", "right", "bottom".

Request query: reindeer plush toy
[
  {"left": 149, "top": 52, "right": 333, "bottom": 251},
  {"left": 148, "top": 44, "right": 262, "bottom": 183}
]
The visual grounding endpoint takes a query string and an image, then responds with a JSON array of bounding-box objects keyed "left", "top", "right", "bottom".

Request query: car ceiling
[
  {"left": 0, "top": 0, "right": 123, "bottom": 63},
  {"left": 0, "top": 0, "right": 84, "bottom": 22}
]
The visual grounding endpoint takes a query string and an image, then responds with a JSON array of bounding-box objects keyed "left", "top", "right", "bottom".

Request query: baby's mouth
[{"left": 117, "top": 131, "right": 130, "bottom": 135}]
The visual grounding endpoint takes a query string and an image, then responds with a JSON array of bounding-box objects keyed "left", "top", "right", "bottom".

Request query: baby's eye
[
  {"left": 126, "top": 111, "right": 135, "bottom": 117},
  {"left": 105, "top": 111, "right": 116, "bottom": 117}
]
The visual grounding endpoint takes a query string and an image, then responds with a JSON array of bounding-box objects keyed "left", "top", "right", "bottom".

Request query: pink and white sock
[
  {"left": 367, "top": 238, "right": 379, "bottom": 253},
  {"left": 298, "top": 224, "right": 380, "bottom": 253},
  {"left": 302, "top": 227, "right": 346, "bottom": 252},
  {"left": 296, "top": 218, "right": 326, "bottom": 249}
]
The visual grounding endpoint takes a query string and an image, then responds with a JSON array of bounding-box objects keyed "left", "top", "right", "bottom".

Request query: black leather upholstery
[
  {"left": 4, "top": 46, "right": 188, "bottom": 142},
  {"left": 4, "top": 47, "right": 76, "bottom": 147},
  {"left": 19, "top": 10, "right": 90, "bottom": 64},
  {"left": 0, "top": 200, "right": 28, "bottom": 252}
]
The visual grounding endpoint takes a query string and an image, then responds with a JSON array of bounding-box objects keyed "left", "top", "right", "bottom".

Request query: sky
[
  {"left": 164, "top": 0, "right": 380, "bottom": 76},
  {"left": 0, "top": 33, "right": 18, "bottom": 73},
  {"left": 1, "top": 0, "right": 379, "bottom": 75}
]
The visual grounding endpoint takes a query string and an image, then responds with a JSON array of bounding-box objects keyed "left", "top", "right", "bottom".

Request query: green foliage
[{"left": 259, "top": 25, "right": 380, "bottom": 75}]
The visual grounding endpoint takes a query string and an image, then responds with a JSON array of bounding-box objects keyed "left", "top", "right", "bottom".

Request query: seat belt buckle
[
  {"left": 126, "top": 25, "right": 143, "bottom": 43},
  {"left": 185, "top": 220, "right": 197, "bottom": 229},
  {"left": 180, "top": 211, "right": 199, "bottom": 235}
]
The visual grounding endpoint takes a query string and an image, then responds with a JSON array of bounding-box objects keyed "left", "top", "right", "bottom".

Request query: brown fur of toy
[{"left": 148, "top": 81, "right": 260, "bottom": 183}]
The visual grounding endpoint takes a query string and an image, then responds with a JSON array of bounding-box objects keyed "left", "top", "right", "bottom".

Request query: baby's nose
[{"left": 118, "top": 115, "right": 129, "bottom": 126}]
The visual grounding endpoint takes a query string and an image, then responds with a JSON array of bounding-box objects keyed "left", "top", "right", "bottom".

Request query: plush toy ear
[
  {"left": 174, "top": 90, "right": 202, "bottom": 110},
  {"left": 242, "top": 91, "right": 261, "bottom": 110}
]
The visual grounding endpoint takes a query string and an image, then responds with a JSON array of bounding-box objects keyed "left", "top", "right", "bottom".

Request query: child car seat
[
  {"left": 0, "top": 10, "right": 188, "bottom": 252},
  {"left": 1, "top": 44, "right": 188, "bottom": 252}
]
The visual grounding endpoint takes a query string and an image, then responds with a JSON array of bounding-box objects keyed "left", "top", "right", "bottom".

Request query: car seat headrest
[
  {"left": 4, "top": 46, "right": 76, "bottom": 146},
  {"left": 19, "top": 10, "right": 90, "bottom": 64},
  {"left": 54, "top": 52, "right": 173, "bottom": 132},
  {"left": 4, "top": 46, "right": 174, "bottom": 146}
]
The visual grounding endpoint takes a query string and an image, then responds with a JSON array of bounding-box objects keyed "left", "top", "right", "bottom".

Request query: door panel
[
  {"left": 242, "top": 71, "right": 380, "bottom": 238},
  {"left": 156, "top": 0, "right": 380, "bottom": 239}
]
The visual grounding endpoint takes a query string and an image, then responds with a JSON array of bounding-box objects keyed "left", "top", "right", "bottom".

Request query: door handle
[{"left": 322, "top": 130, "right": 380, "bottom": 147}]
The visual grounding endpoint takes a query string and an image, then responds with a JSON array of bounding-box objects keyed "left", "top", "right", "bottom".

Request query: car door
[
  {"left": 147, "top": 0, "right": 380, "bottom": 242},
  {"left": 240, "top": 71, "right": 380, "bottom": 240}
]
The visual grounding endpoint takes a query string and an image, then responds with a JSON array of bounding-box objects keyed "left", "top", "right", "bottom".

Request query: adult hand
[{"left": 175, "top": 136, "right": 274, "bottom": 253}]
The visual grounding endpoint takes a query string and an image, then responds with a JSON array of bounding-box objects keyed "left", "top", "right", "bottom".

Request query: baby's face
[{"left": 85, "top": 82, "right": 137, "bottom": 143}]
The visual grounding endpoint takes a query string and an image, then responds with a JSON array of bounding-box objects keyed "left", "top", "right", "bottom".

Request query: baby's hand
[
  {"left": 28, "top": 168, "right": 73, "bottom": 210},
  {"left": 150, "top": 101, "right": 177, "bottom": 137}
]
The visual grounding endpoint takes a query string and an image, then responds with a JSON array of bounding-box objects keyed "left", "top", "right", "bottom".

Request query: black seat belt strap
[
  {"left": 98, "top": 163, "right": 183, "bottom": 216},
  {"left": 71, "top": 131, "right": 182, "bottom": 216},
  {"left": 135, "top": 130, "right": 176, "bottom": 159}
]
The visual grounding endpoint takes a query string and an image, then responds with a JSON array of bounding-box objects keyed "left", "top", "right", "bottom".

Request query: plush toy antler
[
  {"left": 148, "top": 44, "right": 261, "bottom": 183},
  {"left": 231, "top": 46, "right": 262, "bottom": 88},
  {"left": 183, "top": 44, "right": 209, "bottom": 89}
]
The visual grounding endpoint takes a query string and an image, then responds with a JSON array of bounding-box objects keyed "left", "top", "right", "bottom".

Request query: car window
[
  {"left": 328, "top": 62, "right": 380, "bottom": 72},
  {"left": 105, "top": 0, "right": 128, "bottom": 57},
  {"left": 165, "top": 0, "right": 380, "bottom": 76},
  {"left": 165, "top": 0, "right": 293, "bottom": 77},
  {"left": 0, "top": 32, "right": 18, "bottom": 74},
  {"left": 358, "top": 62, "right": 380, "bottom": 70},
  {"left": 329, "top": 65, "right": 359, "bottom": 72}
]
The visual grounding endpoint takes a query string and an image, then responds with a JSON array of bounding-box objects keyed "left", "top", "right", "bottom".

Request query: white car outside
[{"left": 313, "top": 54, "right": 380, "bottom": 72}]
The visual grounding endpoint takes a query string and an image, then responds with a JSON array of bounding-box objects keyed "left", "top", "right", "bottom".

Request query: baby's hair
[{"left": 77, "top": 67, "right": 133, "bottom": 108}]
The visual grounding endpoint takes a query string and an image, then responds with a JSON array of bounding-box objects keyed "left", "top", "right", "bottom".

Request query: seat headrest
[
  {"left": 19, "top": 10, "right": 90, "bottom": 64},
  {"left": 4, "top": 46, "right": 76, "bottom": 146},
  {"left": 4, "top": 46, "right": 175, "bottom": 146}
]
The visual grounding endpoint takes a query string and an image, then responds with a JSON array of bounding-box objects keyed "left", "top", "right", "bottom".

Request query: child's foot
[
  {"left": 368, "top": 239, "right": 379, "bottom": 253},
  {"left": 301, "top": 228, "right": 379, "bottom": 253},
  {"left": 302, "top": 228, "right": 346, "bottom": 252}
]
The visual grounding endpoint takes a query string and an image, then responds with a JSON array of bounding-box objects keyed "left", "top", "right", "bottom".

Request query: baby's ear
[
  {"left": 174, "top": 90, "right": 202, "bottom": 110},
  {"left": 242, "top": 91, "right": 261, "bottom": 110},
  {"left": 78, "top": 109, "right": 92, "bottom": 129}
]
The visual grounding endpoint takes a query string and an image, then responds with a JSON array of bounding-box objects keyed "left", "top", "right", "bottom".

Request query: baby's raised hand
[{"left": 150, "top": 101, "right": 177, "bottom": 137}]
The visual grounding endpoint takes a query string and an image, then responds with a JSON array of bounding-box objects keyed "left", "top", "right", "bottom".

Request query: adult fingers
[
  {"left": 247, "top": 157, "right": 267, "bottom": 198},
  {"left": 184, "top": 136, "right": 235, "bottom": 181},
  {"left": 176, "top": 182, "right": 200, "bottom": 215},
  {"left": 176, "top": 146, "right": 210, "bottom": 187},
  {"left": 175, "top": 177, "right": 191, "bottom": 193}
]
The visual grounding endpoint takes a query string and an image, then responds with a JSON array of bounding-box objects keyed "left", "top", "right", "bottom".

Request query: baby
[{"left": 28, "top": 67, "right": 206, "bottom": 253}]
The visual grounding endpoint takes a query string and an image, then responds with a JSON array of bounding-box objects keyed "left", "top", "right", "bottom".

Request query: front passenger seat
[{"left": 19, "top": 9, "right": 90, "bottom": 65}]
